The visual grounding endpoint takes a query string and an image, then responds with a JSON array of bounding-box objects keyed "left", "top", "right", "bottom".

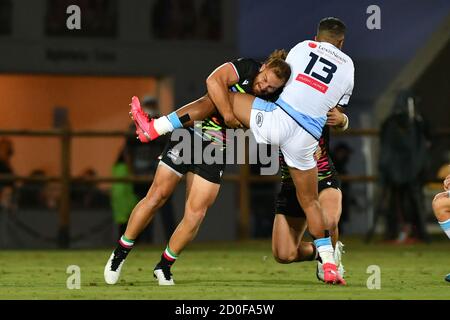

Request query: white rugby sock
[
  {"left": 153, "top": 116, "right": 174, "bottom": 135},
  {"left": 314, "top": 237, "right": 335, "bottom": 265}
]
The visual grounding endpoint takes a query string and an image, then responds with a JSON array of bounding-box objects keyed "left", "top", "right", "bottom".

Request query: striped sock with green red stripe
[
  {"left": 159, "top": 245, "right": 178, "bottom": 267},
  {"left": 111, "top": 235, "right": 135, "bottom": 265},
  {"left": 118, "top": 235, "right": 135, "bottom": 249}
]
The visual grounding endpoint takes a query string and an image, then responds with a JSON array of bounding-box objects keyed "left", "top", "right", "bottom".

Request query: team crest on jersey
[{"left": 255, "top": 112, "right": 264, "bottom": 127}]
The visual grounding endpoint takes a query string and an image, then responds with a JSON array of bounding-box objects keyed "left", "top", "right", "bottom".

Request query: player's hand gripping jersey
[{"left": 278, "top": 40, "right": 354, "bottom": 140}]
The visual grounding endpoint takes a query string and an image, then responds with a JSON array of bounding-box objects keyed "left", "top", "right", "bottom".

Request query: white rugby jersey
[{"left": 277, "top": 40, "right": 354, "bottom": 139}]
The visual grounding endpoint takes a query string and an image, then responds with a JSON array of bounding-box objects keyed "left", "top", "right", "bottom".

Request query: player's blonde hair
[{"left": 264, "top": 49, "right": 291, "bottom": 83}]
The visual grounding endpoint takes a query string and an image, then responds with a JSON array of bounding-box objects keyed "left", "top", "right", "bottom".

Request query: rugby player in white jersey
[
  {"left": 273, "top": 107, "right": 349, "bottom": 282},
  {"left": 225, "top": 17, "right": 353, "bottom": 285}
]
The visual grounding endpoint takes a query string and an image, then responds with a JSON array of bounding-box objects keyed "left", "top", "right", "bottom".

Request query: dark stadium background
[{"left": 0, "top": 0, "right": 449, "bottom": 249}]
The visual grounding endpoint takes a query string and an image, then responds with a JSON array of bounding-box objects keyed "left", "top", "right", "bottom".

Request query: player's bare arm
[
  {"left": 206, "top": 63, "right": 243, "bottom": 128},
  {"left": 172, "top": 62, "right": 245, "bottom": 129}
]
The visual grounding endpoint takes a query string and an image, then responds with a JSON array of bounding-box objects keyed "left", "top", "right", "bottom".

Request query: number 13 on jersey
[{"left": 296, "top": 52, "right": 337, "bottom": 94}]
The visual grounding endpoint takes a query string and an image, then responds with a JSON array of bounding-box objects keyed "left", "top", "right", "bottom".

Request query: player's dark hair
[
  {"left": 317, "top": 17, "right": 346, "bottom": 38},
  {"left": 264, "top": 49, "right": 291, "bottom": 83}
]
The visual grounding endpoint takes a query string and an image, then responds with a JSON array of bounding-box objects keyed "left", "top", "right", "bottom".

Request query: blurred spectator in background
[
  {"left": 18, "top": 169, "right": 47, "bottom": 209},
  {"left": 0, "top": 138, "right": 15, "bottom": 211},
  {"left": 378, "top": 90, "right": 431, "bottom": 243},
  {"left": 332, "top": 142, "right": 353, "bottom": 234},
  {"left": 111, "top": 148, "right": 138, "bottom": 235},
  {"left": 43, "top": 181, "right": 62, "bottom": 210},
  {"left": 71, "top": 168, "right": 109, "bottom": 209},
  {"left": 124, "top": 96, "right": 176, "bottom": 242}
]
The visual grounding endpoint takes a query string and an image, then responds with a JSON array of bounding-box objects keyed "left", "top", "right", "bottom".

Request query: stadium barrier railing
[{"left": 0, "top": 128, "right": 447, "bottom": 247}]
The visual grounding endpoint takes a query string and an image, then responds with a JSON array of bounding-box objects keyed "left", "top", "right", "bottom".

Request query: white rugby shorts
[{"left": 250, "top": 97, "right": 318, "bottom": 171}]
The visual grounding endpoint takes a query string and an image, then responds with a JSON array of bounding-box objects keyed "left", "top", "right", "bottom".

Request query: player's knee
[
  {"left": 184, "top": 206, "right": 207, "bottom": 226},
  {"left": 432, "top": 197, "right": 450, "bottom": 220},
  {"left": 273, "top": 255, "right": 294, "bottom": 264},
  {"left": 143, "top": 186, "right": 170, "bottom": 209},
  {"left": 327, "top": 219, "right": 338, "bottom": 233},
  {"left": 272, "top": 248, "right": 296, "bottom": 264}
]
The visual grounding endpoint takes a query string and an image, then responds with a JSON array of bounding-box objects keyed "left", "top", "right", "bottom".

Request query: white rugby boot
[
  {"left": 104, "top": 251, "right": 127, "bottom": 285},
  {"left": 153, "top": 265, "right": 175, "bottom": 286},
  {"left": 316, "top": 241, "right": 345, "bottom": 282}
]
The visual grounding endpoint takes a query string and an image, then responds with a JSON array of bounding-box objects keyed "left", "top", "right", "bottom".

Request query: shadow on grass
[
  {"left": 108, "top": 278, "right": 314, "bottom": 287},
  {"left": 175, "top": 279, "right": 317, "bottom": 286},
  {"left": 112, "top": 278, "right": 367, "bottom": 289}
]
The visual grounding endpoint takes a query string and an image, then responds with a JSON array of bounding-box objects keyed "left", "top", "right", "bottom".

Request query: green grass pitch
[{"left": 0, "top": 238, "right": 449, "bottom": 300}]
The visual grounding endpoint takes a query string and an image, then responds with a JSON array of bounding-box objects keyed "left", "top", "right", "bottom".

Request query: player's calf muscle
[
  {"left": 320, "top": 206, "right": 340, "bottom": 232},
  {"left": 175, "top": 95, "right": 216, "bottom": 125},
  {"left": 125, "top": 200, "right": 155, "bottom": 238},
  {"left": 303, "top": 201, "right": 327, "bottom": 234}
]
